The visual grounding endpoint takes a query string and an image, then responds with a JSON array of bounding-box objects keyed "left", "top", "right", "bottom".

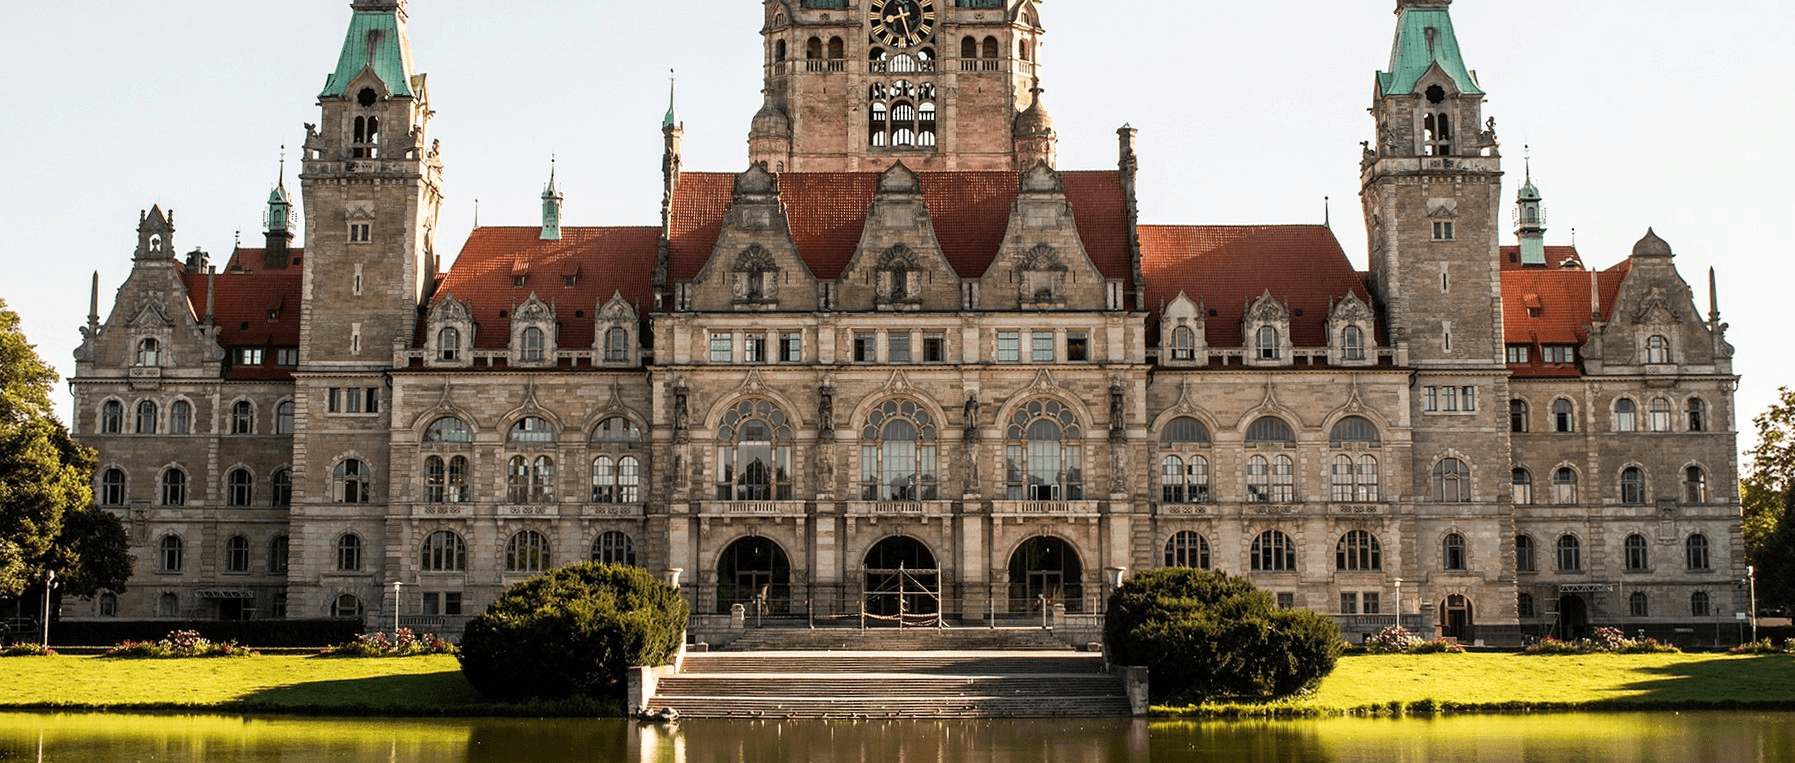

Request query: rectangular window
[
  {"left": 327, "top": 388, "right": 340, "bottom": 413},
  {"left": 1423, "top": 386, "right": 1438, "bottom": 412},
  {"left": 444, "top": 592, "right": 462, "bottom": 616},
  {"left": 1066, "top": 332, "right": 1089, "bottom": 362},
  {"left": 1442, "top": 386, "right": 1459, "bottom": 412},
  {"left": 709, "top": 333, "right": 733, "bottom": 363},
  {"left": 1362, "top": 592, "right": 1381, "bottom": 615},
  {"left": 1462, "top": 386, "right": 1477, "bottom": 411},
  {"left": 997, "top": 332, "right": 1020, "bottom": 363},
  {"left": 275, "top": 348, "right": 299, "bottom": 366},
  {"left": 1432, "top": 221, "right": 1455, "bottom": 241},
  {"left": 364, "top": 388, "right": 379, "bottom": 414},
  {"left": 1544, "top": 346, "right": 1576, "bottom": 364},
  {"left": 744, "top": 334, "right": 766, "bottom": 363},
  {"left": 1031, "top": 332, "right": 1054, "bottom": 363},
  {"left": 1506, "top": 345, "right": 1530, "bottom": 364},
  {"left": 423, "top": 592, "right": 440, "bottom": 616},
  {"left": 349, "top": 223, "right": 370, "bottom": 243},
  {"left": 854, "top": 333, "right": 876, "bottom": 362},
  {"left": 923, "top": 333, "right": 945, "bottom": 363},
  {"left": 1339, "top": 592, "right": 1358, "bottom": 615},
  {"left": 236, "top": 348, "right": 264, "bottom": 366},
  {"left": 779, "top": 332, "right": 802, "bottom": 362},
  {"left": 1276, "top": 593, "right": 1295, "bottom": 610},
  {"left": 888, "top": 332, "right": 911, "bottom": 363}
]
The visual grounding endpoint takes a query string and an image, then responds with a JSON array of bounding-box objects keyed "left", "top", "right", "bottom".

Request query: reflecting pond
[{"left": 1, "top": 712, "right": 1791, "bottom": 762}]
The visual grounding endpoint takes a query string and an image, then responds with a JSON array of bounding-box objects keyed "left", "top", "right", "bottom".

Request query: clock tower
[{"left": 752, "top": 0, "right": 1049, "bottom": 173}]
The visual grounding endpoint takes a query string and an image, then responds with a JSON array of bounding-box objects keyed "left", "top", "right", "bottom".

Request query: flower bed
[
  {"left": 104, "top": 630, "right": 256, "bottom": 658},
  {"left": 1364, "top": 626, "right": 1465, "bottom": 655},
  {"left": 1524, "top": 627, "right": 1679, "bottom": 655},
  {"left": 0, "top": 643, "right": 56, "bottom": 657},
  {"left": 318, "top": 629, "right": 458, "bottom": 658},
  {"left": 1729, "top": 638, "right": 1795, "bottom": 655}
]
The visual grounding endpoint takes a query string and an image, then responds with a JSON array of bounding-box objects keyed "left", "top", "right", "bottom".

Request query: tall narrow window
[
  {"left": 1686, "top": 533, "right": 1711, "bottom": 571},
  {"left": 136, "top": 401, "right": 158, "bottom": 434},
  {"left": 1342, "top": 325, "right": 1365, "bottom": 361},
  {"left": 337, "top": 533, "right": 362, "bottom": 571},
  {"left": 1649, "top": 398, "right": 1673, "bottom": 432},
  {"left": 101, "top": 400, "right": 122, "bottom": 434},
  {"left": 1685, "top": 466, "right": 1708, "bottom": 504},
  {"left": 232, "top": 401, "right": 254, "bottom": 435},
  {"left": 170, "top": 400, "right": 192, "bottom": 435},
  {"left": 227, "top": 469, "right": 254, "bottom": 507},
  {"left": 1512, "top": 468, "right": 1533, "bottom": 505},
  {"left": 1557, "top": 535, "right": 1582, "bottom": 572},
  {"left": 1515, "top": 535, "right": 1537, "bottom": 572},
  {"left": 521, "top": 327, "right": 546, "bottom": 362},
  {"left": 274, "top": 401, "right": 294, "bottom": 435},
  {"left": 1442, "top": 533, "right": 1467, "bottom": 571},
  {"left": 1646, "top": 335, "right": 1670, "bottom": 364},
  {"left": 438, "top": 327, "right": 461, "bottom": 361},
  {"left": 136, "top": 338, "right": 161, "bottom": 367},
  {"left": 1615, "top": 398, "right": 1637, "bottom": 432},
  {"left": 333, "top": 459, "right": 371, "bottom": 504},
  {"left": 159, "top": 535, "right": 183, "bottom": 572},
  {"left": 1256, "top": 326, "right": 1280, "bottom": 361},
  {"left": 1687, "top": 398, "right": 1707, "bottom": 432},
  {"left": 605, "top": 327, "right": 630, "bottom": 362},
  {"left": 859, "top": 400, "right": 939, "bottom": 501},
  {"left": 269, "top": 535, "right": 289, "bottom": 574},
  {"left": 1170, "top": 326, "right": 1196, "bottom": 361},
  {"left": 161, "top": 469, "right": 187, "bottom": 507},
  {"left": 1553, "top": 399, "right": 1575, "bottom": 432},
  {"left": 1554, "top": 467, "right": 1579, "bottom": 504},
  {"left": 1621, "top": 467, "right": 1647, "bottom": 505},
  {"left": 1431, "top": 458, "right": 1471, "bottom": 503},
  {"left": 1251, "top": 531, "right": 1296, "bottom": 572},
  {"left": 271, "top": 469, "right": 292, "bottom": 507},
  {"left": 225, "top": 536, "right": 250, "bottom": 574},
  {"left": 100, "top": 468, "right": 126, "bottom": 506},
  {"left": 1510, "top": 399, "right": 1528, "bottom": 433},
  {"left": 1625, "top": 534, "right": 1649, "bottom": 571}
]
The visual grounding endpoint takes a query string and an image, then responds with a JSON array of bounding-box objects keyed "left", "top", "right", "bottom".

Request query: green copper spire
[
  {"left": 320, "top": 2, "right": 416, "bottom": 99},
  {"left": 1379, "top": 0, "right": 1484, "bottom": 97},
  {"left": 541, "top": 158, "right": 563, "bottom": 241},
  {"left": 663, "top": 71, "right": 680, "bottom": 130},
  {"left": 1515, "top": 148, "right": 1547, "bottom": 266},
  {"left": 265, "top": 151, "right": 292, "bottom": 233}
]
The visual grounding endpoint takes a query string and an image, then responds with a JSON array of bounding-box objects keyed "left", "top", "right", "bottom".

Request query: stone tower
[
  {"left": 755, "top": 0, "right": 1046, "bottom": 172},
  {"left": 290, "top": 0, "right": 445, "bottom": 615}
]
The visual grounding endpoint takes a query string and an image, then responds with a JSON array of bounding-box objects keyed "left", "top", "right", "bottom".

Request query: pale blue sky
[{"left": 0, "top": 1, "right": 1789, "bottom": 456}]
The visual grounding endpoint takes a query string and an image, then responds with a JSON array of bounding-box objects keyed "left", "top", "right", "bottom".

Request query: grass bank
[
  {"left": 1156, "top": 652, "right": 1795, "bottom": 717},
  {"left": 0, "top": 655, "right": 622, "bottom": 717}
]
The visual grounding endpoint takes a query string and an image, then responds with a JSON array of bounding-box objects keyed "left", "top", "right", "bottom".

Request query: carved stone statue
[
  {"left": 1109, "top": 446, "right": 1128, "bottom": 496},
  {"left": 962, "top": 443, "right": 981, "bottom": 496},
  {"left": 1109, "top": 381, "right": 1126, "bottom": 441},
  {"left": 672, "top": 378, "right": 690, "bottom": 443},
  {"left": 817, "top": 380, "right": 835, "bottom": 442},
  {"left": 963, "top": 393, "right": 981, "bottom": 440},
  {"left": 816, "top": 444, "right": 836, "bottom": 496}
]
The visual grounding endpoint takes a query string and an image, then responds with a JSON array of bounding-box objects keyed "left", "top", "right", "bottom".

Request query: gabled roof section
[
  {"left": 1139, "top": 225, "right": 1373, "bottom": 349},
  {"left": 1501, "top": 258, "right": 1630, "bottom": 378},
  {"left": 665, "top": 170, "right": 1133, "bottom": 287},
  {"left": 1379, "top": 4, "right": 1484, "bottom": 96},
  {"left": 178, "top": 254, "right": 304, "bottom": 381},
  {"left": 434, "top": 227, "right": 659, "bottom": 350},
  {"left": 320, "top": 7, "right": 415, "bottom": 98}
]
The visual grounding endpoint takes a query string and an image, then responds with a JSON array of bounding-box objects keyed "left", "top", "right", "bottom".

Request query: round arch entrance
[
  {"left": 1440, "top": 594, "right": 1474, "bottom": 642},
  {"left": 1555, "top": 594, "right": 1590, "bottom": 640},
  {"left": 863, "top": 536, "right": 940, "bottom": 622},
  {"left": 716, "top": 537, "right": 791, "bottom": 615},
  {"left": 1007, "top": 537, "right": 1084, "bottom": 613}
]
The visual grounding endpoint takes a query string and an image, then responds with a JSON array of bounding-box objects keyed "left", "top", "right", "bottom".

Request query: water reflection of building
[{"left": 70, "top": 0, "right": 1743, "bottom": 647}]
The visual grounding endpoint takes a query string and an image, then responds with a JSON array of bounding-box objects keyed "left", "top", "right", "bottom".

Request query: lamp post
[
  {"left": 1748, "top": 566, "right": 1759, "bottom": 644},
  {"left": 41, "top": 570, "right": 56, "bottom": 647},
  {"left": 391, "top": 581, "right": 404, "bottom": 635},
  {"left": 1392, "top": 578, "right": 1402, "bottom": 631}
]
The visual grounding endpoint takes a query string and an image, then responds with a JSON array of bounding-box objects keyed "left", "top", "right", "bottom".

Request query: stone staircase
[
  {"left": 718, "top": 625, "right": 1076, "bottom": 652},
  {"left": 648, "top": 651, "right": 1132, "bottom": 719}
]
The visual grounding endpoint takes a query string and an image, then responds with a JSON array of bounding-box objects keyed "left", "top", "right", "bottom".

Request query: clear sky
[{"left": 0, "top": 0, "right": 1789, "bottom": 459}]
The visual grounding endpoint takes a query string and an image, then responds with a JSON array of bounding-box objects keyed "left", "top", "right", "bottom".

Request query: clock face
[{"left": 870, "top": 0, "right": 935, "bottom": 48}]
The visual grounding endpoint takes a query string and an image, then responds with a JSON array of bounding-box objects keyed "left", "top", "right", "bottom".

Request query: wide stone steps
[
  {"left": 720, "top": 626, "right": 1074, "bottom": 652},
  {"left": 648, "top": 651, "right": 1130, "bottom": 719}
]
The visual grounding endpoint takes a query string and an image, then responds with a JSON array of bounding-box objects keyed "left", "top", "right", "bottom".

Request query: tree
[
  {"left": 0, "top": 297, "right": 98, "bottom": 599},
  {"left": 1746, "top": 388, "right": 1795, "bottom": 605},
  {"left": 458, "top": 562, "right": 689, "bottom": 702},
  {"left": 1104, "top": 567, "right": 1343, "bottom": 703}
]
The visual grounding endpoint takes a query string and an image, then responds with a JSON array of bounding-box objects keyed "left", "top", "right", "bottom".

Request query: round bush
[
  {"left": 1104, "top": 567, "right": 1344, "bottom": 702},
  {"left": 458, "top": 562, "right": 689, "bottom": 701}
]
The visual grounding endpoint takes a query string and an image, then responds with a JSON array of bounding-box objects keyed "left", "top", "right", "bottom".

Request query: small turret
[
  {"left": 1013, "top": 84, "right": 1058, "bottom": 169},
  {"left": 541, "top": 159, "right": 563, "bottom": 241},
  {"left": 1513, "top": 151, "right": 1547, "bottom": 266},
  {"left": 263, "top": 152, "right": 295, "bottom": 269}
]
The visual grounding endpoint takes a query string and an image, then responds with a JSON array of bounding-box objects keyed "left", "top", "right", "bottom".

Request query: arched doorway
[
  {"left": 863, "top": 536, "right": 940, "bottom": 623},
  {"left": 1441, "top": 594, "right": 1474, "bottom": 642},
  {"left": 1007, "top": 537, "right": 1084, "bottom": 613},
  {"left": 1555, "top": 594, "right": 1590, "bottom": 640},
  {"left": 716, "top": 537, "right": 791, "bottom": 615}
]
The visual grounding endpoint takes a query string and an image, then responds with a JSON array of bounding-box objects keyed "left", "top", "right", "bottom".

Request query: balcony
[
  {"left": 992, "top": 500, "right": 1101, "bottom": 517},
  {"left": 704, "top": 501, "right": 808, "bottom": 517},
  {"left": 845, "top": 501, "right": 953, "bottom": 517}
]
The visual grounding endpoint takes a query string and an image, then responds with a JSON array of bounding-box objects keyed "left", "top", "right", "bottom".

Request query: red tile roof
[
  {"left": 179, "top": 249, "right": 304, "bottom": 381},
  {"left": 1139, "top": 225, "right": 1372, "bottom": 348},
  {"left": 666, "top": 170, "right": 1134, "bottom": 286},
  {"left": 1500, "top": 258, "right": 1630, "bottom": 378},
  {"left": 1500, "top": 245, "right": 1584, "bottom": 270},
  {"left": 433, "top": 227, "right": 660, "bottom": 350}
]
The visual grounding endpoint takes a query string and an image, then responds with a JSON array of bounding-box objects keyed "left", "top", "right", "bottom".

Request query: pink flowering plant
[
  {"left": 0, "top": 643, "right": 56, "bottom": 657},
  {"left": 1524, "top": 627, "right": 1679, "bottom": 655},
  {"left": 1365, "top": 626, "right": 1464, "bottom": 654},
  {"left": 318, "top": 628, "right": 458, "bottom": 657},
  {"left": 105, "top": 630, "right": 256, "bottom": 658}
]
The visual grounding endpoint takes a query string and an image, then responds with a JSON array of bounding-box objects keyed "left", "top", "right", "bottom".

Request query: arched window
[
  {"left": 1512, "top": 468, "right": 1533, "bottom": 505},
  {"left": 982, "top": 36, "right": 998, "bottom": 59},
  {"left": 136, "top": 338, "right": 161, "bottom": 367},
  {"left": 960, "top": 36, "right": 976, "bottom": 59},
  {"left": 158, "top": 592, "right": 179, "bottom": 618},
  {"left": 1431, "top": 458, "right": 1471, "bottom": 503},
  {"left": 860, "top": 400, "right": 939, "bottom": 501},
  {"left": 424, "top": 456, "right": 470, "bottom": 503},
  {"left": 1552, "top": 399, "right": 1575, "bottom": 432},
  {"left": 1557, "top": 535, "right": 1582, "bottom": 571},
  {"left": 100, "top": 468, "right": 126, "bottom": 506},
  {"left": 1161, "top": 417, "right": 1211, "bottom": 444},
  {"left": 171, "top": 400, "right": 193, "bottom": 435},
  {"left": 425, "top": 417, "right": 473, "bottom": 443},
  {"left": 136, "top": 400, "right": 158, "bottom": 434},
  {"left": 604, "top": 327, "right": 630, "bottom": 362},
  {"left": 1687, "top": 398, "right": 1707, "bottom": 432},
  {"left": 1251, "top": 530, "right": 1296, "bottom": 572},
  {"left": 1442, "top": 533, "right": 1467, "bottom": 570},
  {"left": 101, "top": 400, "right": 123, "bottom": 434},
  {"left": 336, "top": 533, "right": 362, "bottom": 571},
  {"left": 508, "top": 456, "right": 555, "bottom": 503},
  {"left": 593, "top": 531, "right": 636, "bottom": 566},
  {"left": 271, "top": 469, "right": 292, "bottom": 507},
  {"left": 1005, "top": 400, "right": 1083, "bottom": 501},
  {"left": 231, "top": 401, "right": 254, "bottom": 434},
  {"left": 1625, "top": 534, "right": 1649, "bottom": 571},
  {"left": 506, "top": 531, "right": 551, "bottom": 572},
  {"left": 274, "top": 401, "right": 294, "bottom": 435},
  {"left": 333, "top": 459, "right": 370, "bottom": 504},
  {"left": 509, "top": 416, "right": 557, "bottom": 443},
  {"left": 1342, "top": 325, "right": 1365, "bottom": 361},
  {"left": 332, "top": 594, "right": 363, "bottom": 619},
  {"left": 1336, "top": 530, "right": 1381, "bottom": 571},
  {"left": 1649, "top": 398, "right": 1673, "bottom": 432},
  {"left": 225, "top": 535, "right": 250, "bottom": 573},
  {"left": 438, "top": 327, "right": 461, "bottom": 361},
  {"left": 1691, "top": 591, "right": 1711, "bottom": 617},
  {"left": 1354, "top": 456, "right": 1379, "bottom": 501},
  {"left": 1255, "top": 326, "right": 1281, "bottom": 361},
  {"left": 160, "top": 468, "right": 187, "bottom": 506},
  {"left": 227, "top": 469, "right": 254, "bottom": 507},
  {"left": 421, "top": 530, "right": 467, "bottom": 571},
  {"left": 776, "top": 39, "right": 788, "bottom": 61},
  {"left": 717, "top": 400, "right": 795, "bottom": 501},
  {"left": 269, "top": 535, "right": 289, "bottom": 574},
  {"left": 590, "top": 456, "right": 642, "bottom": 503},
  {"left": 1510, "top": 399, "right": 1528, "bottom": 433},
  {"left": 828, "top": 36, "right": 844, "bottom": 59},
  {"left": 1614, "top": 398, "right": 1637, "bottom": 432},
  {"left": 1646, "top": 335, "right": 1670, "bottom": 364},
  {"left": 1630, "top": 591, "right": 1650, "bottom": 617},
  {"left": 1685, "top": 466, "right": 1708, "bottom": 504},
  {"left": 1246, "top": 455, "right": 1295, "bottom": 503},
  {"left": 1246, "top": 417, "right": 1294, "bottom": 443},
  {"left": 159, "top": 535, "right": 183, "bottom": 572},
  {"left": 1621, "top": 467, "right": 1647, "bottom": 505},
  {"left": 1329, "top": 416, "right": 1380, "bottom": 446},
  {"left": 1330, "top": 456, "right": 1355, "bottom": 502},
  {"left": 1686, "top": 533, "right": 1711, "bottom": 571},
  {"left": 1164, "top": 531, "right": 1210, "bottom": 569},
  {"left": 1516, "top": 535, "right": 1537, "bottom": 572},
  {"left": 1518, "top": 592, "right": 1536, "bottom": 618},
  {"left": 1170, "top": 326, "right": 1196, "bottom": 361},
  {"left": 1160, "top": 455, "right": 1211, "bottom": 503},
  {"left": 1553, "top": 467, "right": 1578, "bottom": 504},
  {"left": 806, "top": 36, "right": 822, "bottom": 59},
  {"left": 99, "top": 591, "right": 118, "bottom": 617},
  {"left": 520, "top": 327, "right": 546, "bottom": 362}
]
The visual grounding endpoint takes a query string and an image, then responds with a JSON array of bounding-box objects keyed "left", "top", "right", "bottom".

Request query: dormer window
[
  {"left": 1256, "top": 327, "right": 1281, "bottom": 361},
  {"left": 521, "top": 327, "right": 545, "bottom": 362},
  {"left": 438, "top": 327, "right": 460, "bottom": 361},
  {"left": 1342, "top": 326, "right": 1365, "bottom": 361},
  {"left": 1646, "top": 335, "right": 1670, "bottom": 364},
  {"left": 1171, "top": 327, "right": 1196, "bottom": 361},
  {"left": 136, "top": 338, "right": 161, "bottom": 367}
]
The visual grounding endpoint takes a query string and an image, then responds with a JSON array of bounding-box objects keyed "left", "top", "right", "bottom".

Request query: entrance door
[
  {"left": 863, "top": 536, "right": 940, "bottom": 623},
  {"left": 1441, "top": 595, "right": 1474, "bottom": 641},
  {"left": 1007, "top": 537, "right": 1084, "bottom": 613},
  {"left": 1555, "top": 594, "right": 1589, "bottom": 640},
  {"left": 716, "top": 537, "right": 792, "bottom": 615}
]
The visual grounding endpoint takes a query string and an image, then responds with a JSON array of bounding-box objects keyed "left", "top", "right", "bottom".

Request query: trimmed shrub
[
  {"left": 1, "top": 643, "right": 55, "bottom": 657},
  {"left": 104, "top": 630, "right": 255, "bottom": 658},
  {"left": 319, "top": 628, "right": 458, "bottom": 658},
  {"left": 458, "top": 562, "right": 689, "bottom": 701},
  {"left": 1104, "top": 567, "right": 1344, "bottom": 702},
  {"left": 1728, "top": 638, "right": 1795, "bottom": 655}
]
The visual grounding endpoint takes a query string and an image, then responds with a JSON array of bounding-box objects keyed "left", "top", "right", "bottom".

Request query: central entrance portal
[
  {"left": 863, "top": 536, "right": 940, "bottom": 626},
  {"left": 1008, "top": 537, "right": 1084, "bottom": 613},
  {"left": 716, "top": 537, "right": 791, "bottom": 615}
]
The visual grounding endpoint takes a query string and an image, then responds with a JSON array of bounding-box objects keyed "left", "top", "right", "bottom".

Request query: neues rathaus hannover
[{"left": 69, "top": 0, "right": 1742, "bottom": 647}]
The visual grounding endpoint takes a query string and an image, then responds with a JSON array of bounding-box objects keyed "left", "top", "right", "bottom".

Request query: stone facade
[{"left": 68, "top": 0, "right": 1744, "bottom": 647}]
